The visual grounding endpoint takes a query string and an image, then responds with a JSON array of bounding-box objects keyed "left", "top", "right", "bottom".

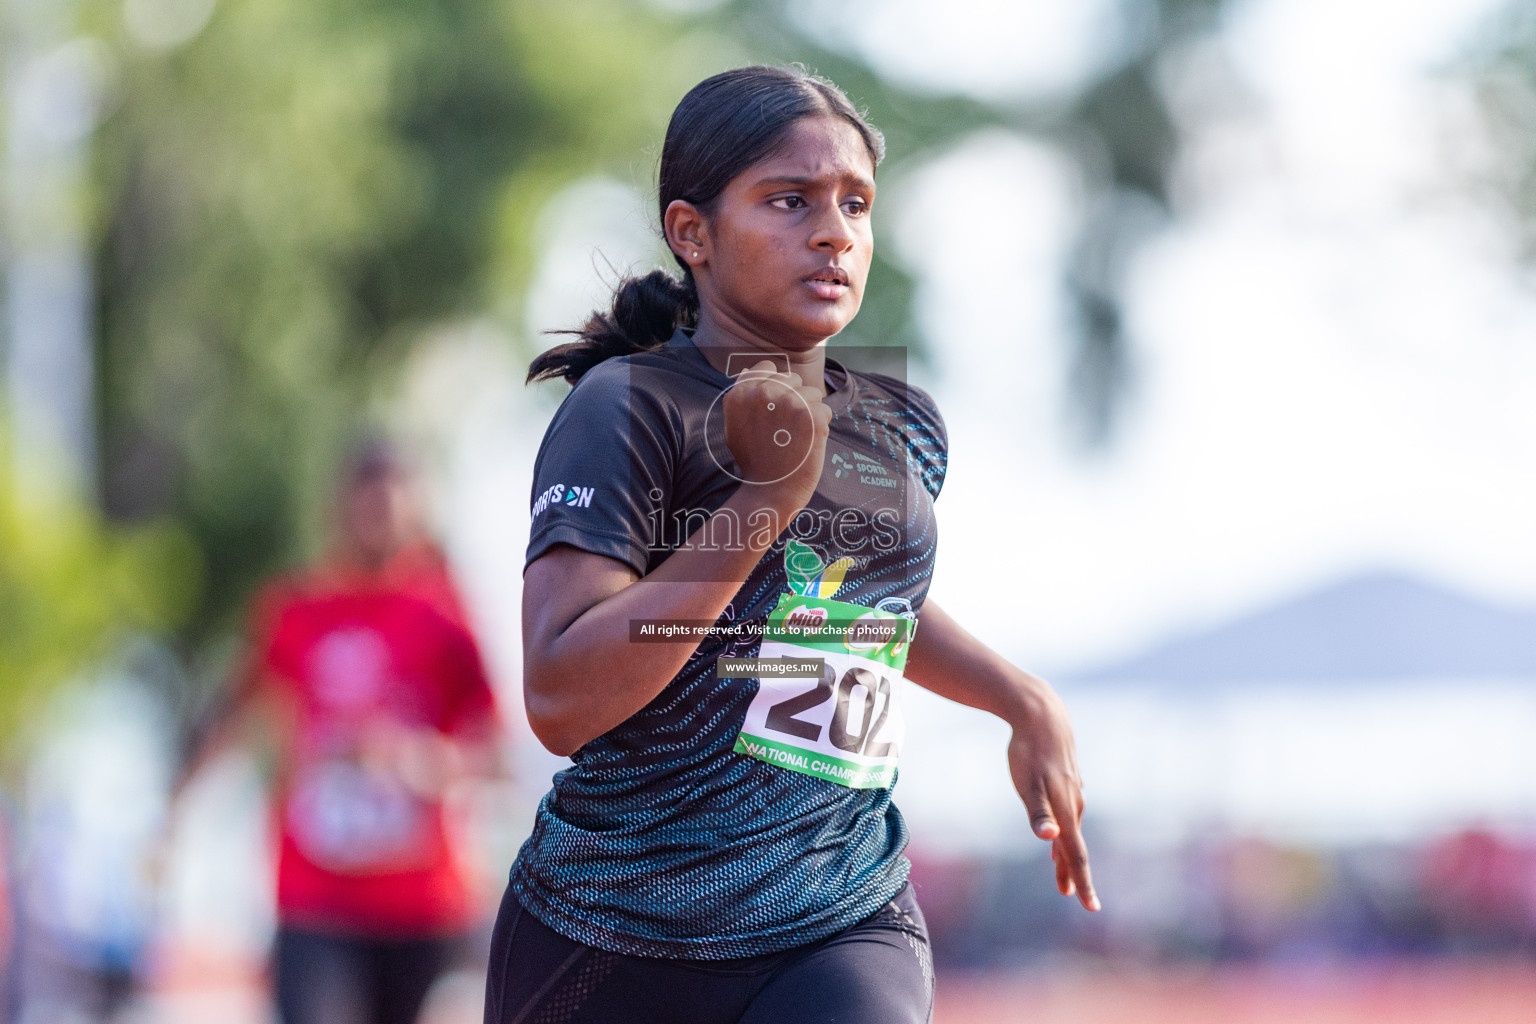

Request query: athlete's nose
[{"left": 809, "top": 205, "right": 856, "bottom": 254}]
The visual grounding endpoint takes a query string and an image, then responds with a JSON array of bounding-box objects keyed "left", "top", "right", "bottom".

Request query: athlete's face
[{"left": 675, "top": 116, "right": 876, "bottom": 349}]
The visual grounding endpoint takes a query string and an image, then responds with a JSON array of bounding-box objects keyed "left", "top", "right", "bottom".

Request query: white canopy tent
[{"left": 899, "top": 572, "right": 1536, "bottom": 852}]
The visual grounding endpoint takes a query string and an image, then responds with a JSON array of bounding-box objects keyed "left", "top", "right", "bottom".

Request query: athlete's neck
[{"left": 689, "top": 310, "right": 828, "bottom": 398}]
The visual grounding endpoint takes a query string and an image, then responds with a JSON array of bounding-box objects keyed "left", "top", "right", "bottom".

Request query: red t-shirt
[{"left": 249, "top": 549, "right": 498, "bottom": 936}]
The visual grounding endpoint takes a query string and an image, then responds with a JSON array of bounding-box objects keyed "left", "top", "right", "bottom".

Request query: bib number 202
[
  {"left": 734, "top": 593, "right": 910, "bottom": 790},
  {"left": 765, "top": 663, "right": 898, "bottom": 758}
]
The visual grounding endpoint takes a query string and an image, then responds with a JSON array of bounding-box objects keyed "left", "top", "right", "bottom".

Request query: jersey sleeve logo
[{"left": 532, "top": 482, "right": 594, "bottom": 518}]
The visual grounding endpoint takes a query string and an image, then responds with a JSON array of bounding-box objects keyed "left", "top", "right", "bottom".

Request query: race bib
[
  {"left": 733, "top": 592, "right": 914, "bottom": 789},
  {"left": 286, "top": 759, "right": 430, "bottom": 872}
]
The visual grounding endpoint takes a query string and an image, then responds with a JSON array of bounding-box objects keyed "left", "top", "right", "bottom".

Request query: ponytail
[{"left": 526, "top": 268, "right": 699, "bottom": 385}]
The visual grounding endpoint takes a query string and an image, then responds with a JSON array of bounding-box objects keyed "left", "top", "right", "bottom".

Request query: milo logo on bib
[{"left": 733, "top": 541, "right": 916, "bottom": 790}]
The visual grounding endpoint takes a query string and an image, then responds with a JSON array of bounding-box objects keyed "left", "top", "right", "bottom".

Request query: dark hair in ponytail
[{"left": 527, "top": 65, "right": 885, "bottom": 385}]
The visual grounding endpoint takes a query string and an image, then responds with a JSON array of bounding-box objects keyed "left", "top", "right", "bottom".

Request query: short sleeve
[
  {"left": 872, "top": 376, "right": 940, "bottom": 503},
  {"left": 236, "top": 578, "right": 302, "bottom": 703},
  {"left": 898, "top": 380, "right": 948, "bottom": 502},
  {"left": 443, "top": 621, "right": 500, "bottom": 734},
  {"left": 525, "top": 360, "right": 676, "bottom": 577},
  {"left": 249, "top": 581, "right": 297, "bottom": 679},
  {"left": 407, "top": 558, "right": 501, "bottom": 732}
]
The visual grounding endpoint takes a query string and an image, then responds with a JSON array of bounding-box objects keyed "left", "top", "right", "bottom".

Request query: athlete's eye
[
  {"left": 842, "top": 197, "right": 870, "bottom": 217},
  {"left": 770, "top": 195, "right": 808, "bottom": 210}
]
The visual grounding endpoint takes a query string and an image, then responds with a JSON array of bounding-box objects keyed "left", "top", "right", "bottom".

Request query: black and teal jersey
[{"left": 512, "top": 328, "right": 947, "bottom": 958}]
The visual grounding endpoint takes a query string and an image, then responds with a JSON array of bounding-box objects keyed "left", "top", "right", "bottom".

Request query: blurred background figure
[
  {"left": 170, "top": 439, "right": 503, "bottom": 1024},
  {"left": 11, "top": 664, "right": 172, "bottom": 1024}
]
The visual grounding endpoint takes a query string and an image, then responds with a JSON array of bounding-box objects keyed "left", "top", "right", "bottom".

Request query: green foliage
[
  {"left": 85, "top": 0, "right": 702, "bottom": 641},
  {"left": 0, "top": 431, "right": 201, "bottom": 750},
  {"left": 81, "top": 0, "right": 1018, "bottom": 654},
  {"left": 77, "top": 0, "right": 1260, "bottom": 664},
  {"left": 1468, "top": 0, "right": 1536, "bottom": 260}
]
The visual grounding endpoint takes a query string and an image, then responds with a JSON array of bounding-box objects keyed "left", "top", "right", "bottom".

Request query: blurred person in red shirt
[{"left": 175, "top": 438, "right": 502, "bottom": 1024}]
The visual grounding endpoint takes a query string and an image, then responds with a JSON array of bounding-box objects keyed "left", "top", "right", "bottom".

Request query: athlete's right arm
[{"left": 522, "top": 362, "right": 830, "bottom": 757}]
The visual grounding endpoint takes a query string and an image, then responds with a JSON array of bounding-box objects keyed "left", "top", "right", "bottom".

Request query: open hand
[{"left": 1005, "top": 688, "right": 1099, "bottom": 911}]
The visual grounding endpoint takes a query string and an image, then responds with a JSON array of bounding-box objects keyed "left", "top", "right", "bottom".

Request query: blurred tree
[
  {"left": 0, "top": 429, "right": 199, "bottom": 760},
  {"left": 81, "top": 0, "right": 1009, "bottom": 655},
  {"left": 1055, "top": 0, "right": 1228, "bottom": 446},
  {"left": 1468, "top": 0, "right": 1536, "bottom": 259},
  {"left": 84, "top": 0, "right": 698, "bottom": 643},
  {"left": 79, "top": 0, "right": 1253, "bottom": 666}
]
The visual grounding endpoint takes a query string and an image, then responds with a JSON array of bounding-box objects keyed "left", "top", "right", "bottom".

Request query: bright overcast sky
[{"left": 881, "top": 0, "right": 1536, "bottom": 673}]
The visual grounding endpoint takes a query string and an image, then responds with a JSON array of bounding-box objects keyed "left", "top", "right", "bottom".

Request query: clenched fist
[{"left": 722, "top": 359, "right": 832, "bottom": 514}]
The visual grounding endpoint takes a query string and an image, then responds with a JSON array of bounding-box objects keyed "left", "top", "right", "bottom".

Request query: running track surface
[
  {"left": 934, "top": 962, "right": 1536, "bottom": 1024},
  {"left": 138, "top": 946, "right": 1536, "bottom": 1024}
]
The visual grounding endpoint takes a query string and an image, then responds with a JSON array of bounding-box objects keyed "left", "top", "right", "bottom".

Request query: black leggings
[
  {"left": 275, "top": 926, "right": 468, "bottom": 1024},
  {"left": 482, "top": 884, "right": 934, "bottom": 1024}
]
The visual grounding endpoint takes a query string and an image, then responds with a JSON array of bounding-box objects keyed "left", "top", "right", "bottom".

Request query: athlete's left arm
[{"left": 902, "top": 599, "right": 1100, "bottom": 912}]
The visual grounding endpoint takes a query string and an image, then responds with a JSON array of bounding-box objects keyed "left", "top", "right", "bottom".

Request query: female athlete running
[
  {"left": 178, "top": 441, "right": 502, "bottom": 1024},
  {"left": 487, "top": 65, "right": 1097, "bottom": 1024}
]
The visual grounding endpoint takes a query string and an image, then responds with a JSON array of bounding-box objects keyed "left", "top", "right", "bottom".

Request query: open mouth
[
  {"left": 806, "top": 266, "right": 851, "bottom": 299},
  {"left": 807, "top": 266, "right": 851, "bottom": 287}
]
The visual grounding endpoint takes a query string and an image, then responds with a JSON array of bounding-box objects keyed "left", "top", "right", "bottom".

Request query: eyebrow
[{"left": 751, "top": 174, "right": 876, "bottom": 192}]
